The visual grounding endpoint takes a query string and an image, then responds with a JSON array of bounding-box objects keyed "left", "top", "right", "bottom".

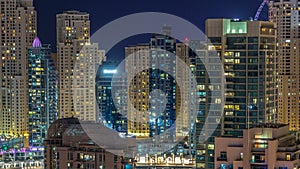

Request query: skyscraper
[
  {"left": 176, "top": 42, "right": 197, "bottom": 158},
  {"left": 96, "top": 62, "right": 128, "bottom": 133},
  {"left": 189, "top": 39, "right": 224, "bottom": 169},
  {"left": 124, "top": 27, "right": 184, "bottom": 157},
  {"left": 175, "top": 42, "right": 190, "bottom": 138},
  {"left": 125, "top": 27, "right": 177, "bottom": 140},
  {"left": 125, "top": 44, "right": 150, "bottom": 138},
  {"left": 269, "top": 0, "right": 300, "bottom": 131},
  {"left": 206, "top": 18, "right": 277, "bottom": 135},
  {"left": 149, "top": 27, "right": 177, "bottom": 138},
  {"left": 0, "top": 0, "right": 36, "bottom": 141},
  {"left": 195, "top": 19, "right": 277, "bottom": 169},
  {"left": 57, "top": 11, "right": 105, "bottom": 121},
  {"left": 28, "top": 37, "right": 58, "bottom": 147}
]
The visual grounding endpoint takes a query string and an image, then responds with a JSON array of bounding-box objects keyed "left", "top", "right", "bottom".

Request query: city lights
[{"left": 0, "top": 0, "right": 299, "bottom": 168}]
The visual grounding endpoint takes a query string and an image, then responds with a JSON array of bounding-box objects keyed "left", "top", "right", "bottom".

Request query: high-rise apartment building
[
  {"left": 194, "top": 19, "right": 277, "bottom": 169},
  {"left": 125, "top": 27, "right": 177, "bottom": 140},
  {"left": 0, "top": 0, "right": 36, "bottom": 140},
  {"left": 269, "top": 0, "right": 300, "bottom": 131},
  {"left": 96, "top": 62, "right": 128, "bottom": 133},
  {"left": 125, "top": 27, "right": 190, "bottom": 158},
  {"left": 187, "top": 39, "right": 224, "bottom": 169},
  {"left": 28, "top": 37, "right": 58, "bottom": 147},
  {"left": 57, "top": 11, "right": 105, "bottom": 121},
  {"left": 175, "top": 42, "right": 197, "bottom": 158},
  {"left": 206, "top": 18, "right": 277, "bottom": 136},
  {"left": 175, "top": 43, "right": 190, "bottom": 137},
  {"left": 149, "top": 27, "right": 177, "bottom": 138},
  {"left": 125, "top": 44, "right": 150, "bottom": 138}
]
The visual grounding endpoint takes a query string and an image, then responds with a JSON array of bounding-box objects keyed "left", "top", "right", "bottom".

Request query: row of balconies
[{"left": 278, "top": 144, "right": 300, "bottom": 152}]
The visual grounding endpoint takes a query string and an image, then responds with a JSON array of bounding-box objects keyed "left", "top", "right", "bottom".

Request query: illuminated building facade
[
  {"left": 125, "top": 27, "right": 177, "bottom": 139},
  {"left": 149, "top": 26, "right": 177, "bottom": 138},
  {"left": 0, "top": 148, "right": 44, "bottom": 168},
  {"left": 187, "top": 39, "right": 223, "bottom": 169},
  {"left": 175, "top": 42, "right": 197, "bottom": 158},
  {"left": 125, "top": 44, "right": 150, "bottom": 138},
  {"left": 194, "top": 19, "right": 277, "bottom": 169},
  {"left": 125, "top": 27, "right": 191, "bottom": 158},
  {"left": 269, "top": 0, "right": 300, "bottom": 131},
  {"left": 175, "top": 42, "right": 190, "bottom": 138},
  {"left": 206, "top": 19, "right": 277, "bottom": 136},
  {"left": 96, "top": 62, "right": 128, "bottom": 133},
  {"left": 57, "top": 11, "right": 105, "bottom": 121},
  {"left": 44, "top": 118, "right": 124, "bottom": 169},
  {"left": 0, "top": 0, "right": 36, "bottom": 139},
  {"left": 28, "top": 37, "right": 58, "bottom": 147},
  {"left": 215, "top": 124, "right": 300, "bottom": 169}
]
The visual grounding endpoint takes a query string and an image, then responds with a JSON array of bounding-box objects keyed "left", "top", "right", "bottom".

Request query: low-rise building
[
  {"left": 215, "top": 124, "right": 300, "bottom": 169},
  {"left": 44, "top": 118, "right": 125, "bottom": 169}
]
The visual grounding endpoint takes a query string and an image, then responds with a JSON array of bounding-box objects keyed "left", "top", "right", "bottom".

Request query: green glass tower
[
  {"left": 28, "top": 37, "right": 58, "bottom": 147},
  {"left": 194, "top": 19, "right": 277, "bottom": 169}
]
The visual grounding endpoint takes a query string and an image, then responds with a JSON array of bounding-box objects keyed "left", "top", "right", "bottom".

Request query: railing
[
  {"left": 217, "top": 157, "right": 227, "bottom": 161},
  {"left": 250, "top": 159, "right": 266, "bottom": 164},
  {"left": 251, "top": 148, "right": 266, "bottom": 152},
  {"left": 277, "top": 145, "right": 299, "bottom": 152},
  {"left": 277, "top": 157, "right": 297, "bottom": 161}
]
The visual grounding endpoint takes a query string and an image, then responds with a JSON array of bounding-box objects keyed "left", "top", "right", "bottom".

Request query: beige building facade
[
  {"left": 269, "top": 0, "right": 300, "bottom": 131},
  {"left": 215, "top": 124, "right": 300, "bottom": 169},
  {"left": 0, "top": 0, "right": 36, "bottom": 141},
  {"left": 57, "top": 11, "right": 105, "bottom": 121}
]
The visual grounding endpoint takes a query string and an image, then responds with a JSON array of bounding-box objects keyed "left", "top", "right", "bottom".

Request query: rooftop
[{"left": 62, "top": 11, "right": 88, "bottom": 15}]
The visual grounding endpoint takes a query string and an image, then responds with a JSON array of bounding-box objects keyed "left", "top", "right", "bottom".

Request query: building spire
[{"left": 32, "top": 37, "right": 42, "bottom": 47}]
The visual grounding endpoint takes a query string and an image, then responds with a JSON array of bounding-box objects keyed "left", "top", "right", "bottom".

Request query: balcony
[
  {"left": 217, "top": 157, "right": 227, "bottom": 161},
  {"left": 277, "top": 157, "right": 297, "bottom": 161},
  {"left": 251, "top": 159, "right": 265, "bottom": 163},
  {"left": 277, "top": 145, "right": 300, "bottom": 152},
  {"left": 251, "top": 148, "right": 266, "bottom": 152}
]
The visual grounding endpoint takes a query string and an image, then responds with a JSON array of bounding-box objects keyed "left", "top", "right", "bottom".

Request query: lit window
[
  {"left": 215, "top": 98, "right": 221, "bottom": 104},
  {"left": 197, "top": 85, "right": 205, "bottom": 90},
  {"left": 208, "top": 144, "right": 214, "bottom": 150}
]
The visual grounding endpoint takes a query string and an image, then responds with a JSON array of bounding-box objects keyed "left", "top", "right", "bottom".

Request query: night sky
[{"left": 34, "top": 0, "right": 262, "bottom": 61}]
